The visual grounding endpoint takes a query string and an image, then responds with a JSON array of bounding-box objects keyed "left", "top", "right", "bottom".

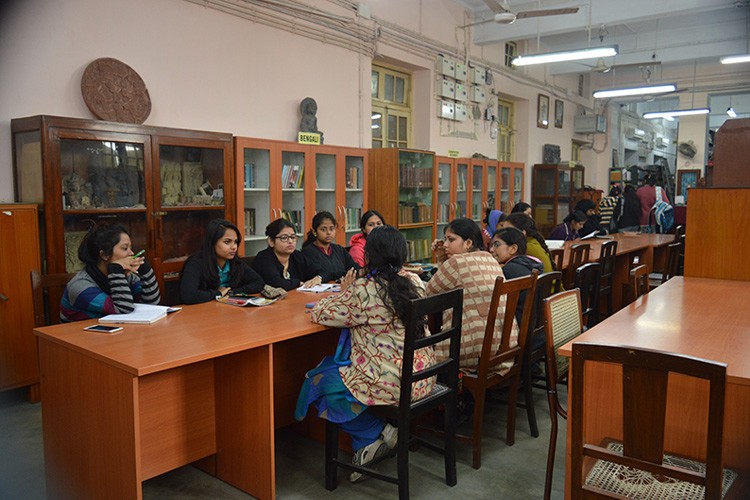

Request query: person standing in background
[
  {"left": 598, "top": 185, "right": 622, "bottom": 232},
  {"left": 617, "top": 185, "right": 642, "bottom": 232},
  {"left": 636, "top": 173, "right": 670, "bottom": 232}
]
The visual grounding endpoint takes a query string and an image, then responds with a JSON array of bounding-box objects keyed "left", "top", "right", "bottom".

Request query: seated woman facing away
[
  {"left": 252, "top": 218, "right": 323, "bottom": 291},
  {"left": 295, "top": 225, "right": 431, "bottom": 482},
  {"left": 348, "top": 209, "right": 385, "bottom": 267},
  {"left": 500, "top": 213, "right": 556, "bottom": 273},
  {"left": 426, "top": 217, "right": 518, "bottom": 374},
  {"left": 180, "top": 219, "right": 281, "bottom": 304},
  {"left": 60, "top": 223, "right": 160, "bottom": 322},
  {"left": 510, "top": 201, "right": 532, "bottom": 216},
  {"left": 301, "top": 211, "right": 360, "bottom": 283},
  {"left": 548, "top": 210, "right": 587, "bottom": 241}
]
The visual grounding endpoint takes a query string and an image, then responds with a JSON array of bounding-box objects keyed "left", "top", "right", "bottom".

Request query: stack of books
[{"left": 281, "top": 164, "right": 305, "bottom": 188}]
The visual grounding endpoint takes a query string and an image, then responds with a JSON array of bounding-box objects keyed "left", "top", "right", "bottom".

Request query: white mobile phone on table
[{"left": 84, "top": 325, "right": 123, "bottom": 333}]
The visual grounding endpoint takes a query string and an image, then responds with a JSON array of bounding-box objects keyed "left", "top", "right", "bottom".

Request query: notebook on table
[{"left": 99, "top": 304, "right": 172, "bottom": 324}]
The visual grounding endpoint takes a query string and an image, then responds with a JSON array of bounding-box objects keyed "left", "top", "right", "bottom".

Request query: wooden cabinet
[
  {"left": 234, "top": 137, "right": 367, "bottom": 256},
  {"left": 499, "top": 161, "right": 526, "bottom": 213},
  {"left": 11, "top": 115, "right": 234, "bottom": 305},
  {"left": 470, "top": 158, "right": 500, "bottom": 223},
  {"left": 531, "top": 163, "right": 584, "bottom": 236},
  {"left": 369, "top": 148, "right": 435, "bottom": 262},
  {"left": 436, "top": 156, "right": 469, "bottom": 235},
  {"left": 0, "top": 204, "right": 42, "bottom": 395}
]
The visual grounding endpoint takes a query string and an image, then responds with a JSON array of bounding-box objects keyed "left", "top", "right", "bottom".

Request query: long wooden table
[
  {"left": 35, "top": 291, "right": 339, "bottom": 500},
  {"left": 556, "top": 233, "right": 674, "bottom": 310},
  {"left": 560, "top": 277, "right": 750, "bottom": 497}
]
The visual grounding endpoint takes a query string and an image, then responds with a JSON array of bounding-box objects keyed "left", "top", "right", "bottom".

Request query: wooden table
[
  {"left": 35, "top": 291, "right": 338, "bottom": 500},
  {"left": 560, "top": 277, "right": 750, "bottom": 497},
  {"left": 556, "top": 233, "right": 674, "bottom": 309}
]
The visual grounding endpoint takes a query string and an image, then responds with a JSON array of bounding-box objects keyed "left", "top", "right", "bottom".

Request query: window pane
[
  {"left": 372, "top": 114, "right": 382, "bottom": 139},
  {"left": 371, "top": 71, "right": 379, "bottom": 98},
  {"left": 398, "top": 116, "right": 407, "bottom": 141},
  {"left": 385, "top": 74, "right": 394, "bottom": 102},
  {"left": 373, "top": 139, "right": 382, "bottom": 148},
  {"left": 395, "top": 77, "right": 405, "bottom": 103},
  {"left": 387, "top": 115, "right": 397, "bottom": 141}
]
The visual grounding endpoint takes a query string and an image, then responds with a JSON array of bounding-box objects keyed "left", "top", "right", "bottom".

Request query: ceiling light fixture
[
  {"left": 720, "top": 54, "right": 750, "bottom": 64},
  {"left": 643, "top": 108, "right": 710, "bottom": 119},
  {"left": 727, "top": 107, "right": 738, "bottom": 118},
  {"left": 512, "top": 45, "right": 618, "bottom": 66},
  {"left": 592, "top": 83, "right": 676, "bottom": 99}
]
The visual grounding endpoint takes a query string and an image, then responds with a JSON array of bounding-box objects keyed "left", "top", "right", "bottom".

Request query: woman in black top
[
  {"left": 617, "top": 185, "right": 642, "bottom": 232},
  {"left": 180, "top": 219, "right": 266, "bottom": 304},
  {"left": 301, "top": 211, "right": 360, "bottom": 282},
  {"left": 253, "top": 218, "right": 323, "bottom": 290}
]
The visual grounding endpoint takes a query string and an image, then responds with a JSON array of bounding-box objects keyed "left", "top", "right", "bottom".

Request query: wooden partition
[{"left": 685, "top": 188, "right": 750, "bottom": 280}]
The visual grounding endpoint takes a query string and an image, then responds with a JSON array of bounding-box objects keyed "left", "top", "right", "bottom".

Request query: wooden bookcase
[
  {"left": 369, "top": 148, "right": 435, "bottom": 262},
  {"left": 531, "top": 163, "right": 584, "bottom": 236},
  {"left": 234, "top": 137, "right": 368, "bottom": 256},
  {"left": 499, "top": 161, "right": 526, "bottom": 213},
  {"left": 11, "top": 115, "right": 234, "bottom": 305}
]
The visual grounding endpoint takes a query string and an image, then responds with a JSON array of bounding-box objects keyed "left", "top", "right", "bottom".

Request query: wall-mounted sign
[
  {"left": 298, "top": 132, "right": 321, "bottom": 145},
  {"left": 448, "top": 150, "right": 460, "bottom": 158}
]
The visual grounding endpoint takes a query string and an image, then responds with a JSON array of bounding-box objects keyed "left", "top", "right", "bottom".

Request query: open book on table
[
  {"left": 99, "top": 303, "right": 175, "bottom": 325},
  {"left": 297, "top": 283, "right": 340, "bottom": 293},
  {"left": 216, "top": 295, "right": 278, "bottom": 307}
]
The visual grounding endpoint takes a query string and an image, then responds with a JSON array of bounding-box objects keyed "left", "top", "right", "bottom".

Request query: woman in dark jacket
[
  {"left": 548, "top": 211, "right": 587, "bottom": 241},
  {"left": 301, "top": 211, "right": 360, "bottom": 282},
  {"left": 617, "top": 185, "right": 642, "bottom": 232},
  {"left": 253, "top": 218, "right": 323, "bottom": 290},
  {"left": 575, "top": 199, "right": 605, "bottom": 236}
]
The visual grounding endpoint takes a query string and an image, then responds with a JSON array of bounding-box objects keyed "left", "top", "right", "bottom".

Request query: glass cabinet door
[
  {"left": 456, "top": 162, "right": 468, "bottom": 219},
  {"left": 281, "top": 148, "right": 306, "bottom": 248},
  {"left": 315, "top": 152, "right": 337, "bottom": 217},
  {"left": 472, "top": 164, "right": 484, "bottom": 222},
  {"left": 344, "top": 154, "right": 364, "bottom": 243},
  {"left": 398, "top": 150, "right": 434, "bottom": 262},
  {"left": 60, "top": 138, "right": 148, "bottom": 273},
  {"left": 487, "top": 164, "right": 497, "bottom": 210},
  {"left": 437, "top": 160, "right": 452, "bottom": 233},
  {"left": 513, "top": 167, "right": 523, "bottom": 207},
  {"left": 241, "top": 145, "right": 272, "bottom": 257},
  {"left": 558, "top": 169, "right": 573, "bottom": 223},
  {"left": 501, "top": 166, "right": 511, "bottom": 212}
]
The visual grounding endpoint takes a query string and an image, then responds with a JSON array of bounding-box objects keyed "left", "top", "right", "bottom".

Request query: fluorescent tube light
[
  {"left": 720, "top": 54, "right": 750, "bottom": 64},
  {"left": 512, "top": 45, "right": 618, "bottom": 66},
  {"left": 643, "top": 108, "right": 710, "bottom": 119},
  {"left": 727, "top": 107, "right": 737, "bottom": 118},
  {"left": 593, "top": 84, "right": 676, "bottom": 99}
]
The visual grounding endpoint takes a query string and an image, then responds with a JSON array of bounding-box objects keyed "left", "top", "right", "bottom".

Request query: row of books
[
  {"left": 398, "top": 202, "right": 432, "bottom": 224},
  {"left": 405, "top": 238, "right": 431, "bottom": 262},
  {"left": 244, "top": 162, "right": 258, "bottom": 189},
  {"left": 436, "top": 200, "right": 466, "bottom": 222},
  {"left": 281, "top": 209, "right": 303, "bottom": 233},
  {"left": 345, "top": 166, "right": 360, "bottom": 189},
  {"left": 244, "top": 208, "right": 256, "bottom": 237},
  {"left": 398, "top": 164, "right": 433, "bottom": 189},
  {"left": 344, "top": 207, "right": 362, "bottom": 230},
  {"left": 282, "top": 164, "right": 305, "bottom": 189}
]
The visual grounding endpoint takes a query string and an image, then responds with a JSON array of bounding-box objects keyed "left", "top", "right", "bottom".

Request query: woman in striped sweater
[{"left": 60, "top": 223, "right": 161, "bottom": 322}]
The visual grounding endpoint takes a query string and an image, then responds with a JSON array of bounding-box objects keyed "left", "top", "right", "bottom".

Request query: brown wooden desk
[
  {"left": 35, "top": 292, "right": 338, "bottom": 500},
  {"left": 557, "top": 233, "right": 674, "bottom": 309},
  {"left": 559, "top": 277, "right": 750, "bottom": 498}
]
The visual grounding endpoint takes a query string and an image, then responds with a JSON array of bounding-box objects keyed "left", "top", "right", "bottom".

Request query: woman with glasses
[
  {"left": 302, "top": 211, "right": 360, "bottom": 283},
  {"left": 179, "top": 218, "right": 278, "bottom": 304},
  {"left": 252, "top": 218, "right": 324, "bottom": 290}
]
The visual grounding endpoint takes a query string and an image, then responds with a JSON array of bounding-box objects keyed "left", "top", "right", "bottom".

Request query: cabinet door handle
[{"left": 0, "top": 293, "right": 8, "bottom": 301}]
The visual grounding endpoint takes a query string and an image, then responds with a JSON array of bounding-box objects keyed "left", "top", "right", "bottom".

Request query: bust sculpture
[{"left": 299, "top": 97, "right": 324, "bottom": 144}]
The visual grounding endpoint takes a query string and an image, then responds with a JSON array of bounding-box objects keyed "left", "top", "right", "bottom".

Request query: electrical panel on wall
[
  {"left": 455, "top": 63, "right": 468, "bottom": 82},
  {"left": 470, "top": 85, "right": 485, "bottom": 103},
  {"left": 437, "top": 56, "right": 455, "bottom": 78},
  {"left": 439, "top": 100, "right": 455, "bottom": 120},
  {"left": 441, "top": 78, "right": 455, "bottom": 99},
  {"left": 455, "top": 103, "right": 468, "bottom": 121},
  {"left": 435, "top": 55, "right": 490, "bottom": 123}
]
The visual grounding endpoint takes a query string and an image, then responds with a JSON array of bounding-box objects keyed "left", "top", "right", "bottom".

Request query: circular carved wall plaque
[{"left": 81, "top": 57, "right": 151, "bottom": 124}]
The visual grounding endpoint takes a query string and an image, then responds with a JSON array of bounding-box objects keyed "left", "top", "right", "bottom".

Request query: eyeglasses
[
  {"left": 275, "top": 234, "right": 298, "bottom": 242},
  {"left": 492, "top": 240, "right": 508, "bottom": 248}
]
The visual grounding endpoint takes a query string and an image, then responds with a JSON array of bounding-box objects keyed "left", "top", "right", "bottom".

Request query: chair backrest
[
  {"left": 565, "top": 243, "right": 590, "bottom": 288},
  {"left": 574, "top": 262, "right": 601, "bottom": 327},
  {"left": 31, "top": 270, "right": 76, "bottom": 327},
  {"left": 629, "top": 264, "right": 650, "bottom": 303},
  {"left": 570, "top": 342, "right": 727, "bottom": 499},
  {"left": 530, "top": 271, "right": 563, "bottom": 343},
  {"left": 477, "top": 272, "right": 539, "bottom": 380},
  {"left": 549, "top": 248, "right": 564, "bottom": 272},
  {"left": 398, "top": 288, "right": 463, "bottom": 410},
  {"left": 673, "top": 224, "right": 685, "bottom": 242},
  {"left": 543, "top": 289, "right": 583, "bottom": 389},
  {"left": 597, "top": 240, "right": 618, "bottom": 284},
  {"left": 662, "top": 241, "right": 682, "bottom": 283}
]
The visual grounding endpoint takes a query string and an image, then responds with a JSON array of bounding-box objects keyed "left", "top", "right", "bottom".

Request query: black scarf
[{"left": 85, "top": 262, "right": 111, "bottom": 294}]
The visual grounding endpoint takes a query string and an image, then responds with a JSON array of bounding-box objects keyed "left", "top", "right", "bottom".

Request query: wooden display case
[
  {"left": 435, "top": 156, "right": 469, "bottom": 235},
  {"left": 500, "top": 161, "right": 526, "bottom": 213},
  {"left": 234, "top": 137, "right": 367, "bottom": 256},
  {"left": 11, "top": 115, "right": 234, "bottom": 305},
  {"left": 531, "top": 163, "right": 584, "bottom": 236},
  {"left": 369, "top": 148, "right": 435, "bottom": 262},
  {"left": 469, "top": 158, "right": 499, "bottom": 224}
]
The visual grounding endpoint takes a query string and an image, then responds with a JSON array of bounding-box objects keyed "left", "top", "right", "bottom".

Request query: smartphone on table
[{"left": 83, "top": 325, "right": 123, "bottom": 334}]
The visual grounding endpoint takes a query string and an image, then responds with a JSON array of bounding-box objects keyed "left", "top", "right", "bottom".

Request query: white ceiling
[{"left": 454, "top": 0, "right": 750, "bottom": 75}]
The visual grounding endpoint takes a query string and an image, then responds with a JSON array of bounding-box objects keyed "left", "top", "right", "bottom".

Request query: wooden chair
[
  {"left": 596, "top": 240, "right": 617, "bottom": 319},
  {"left": 575, "top": 262, "right": 601, "bottom": 328},
  {"left": 550, "top": 248, "right": 564, "bottom": 272},
  {"left": 650, "top": 240, "right": 682, "bottom": 289},
  {"left": 564, "top": 243, "right": 590, "bottom": 290},
  {"left": 459, "top": 272, "right": 538, "bottom": 469},
  {"left": 673, "top": 224, "right": 685, "bottom": 242},
  {"left": 629, "top": 264, "right": 650, "bottom": 304},
  {"left": 30, "top": 270, "right": 76, "bottom": 402},
  {"left": 325, "top": 288, "right": 463, "bottom": 499},
  {"left": 542, "top": 289, "right": 584, "bottom": 500},
  {"left": 570, "top": 342, "right": 742, "bottom": 499},
  {"left": 520, "top": 271, "right": 562, "bottom": 440}
]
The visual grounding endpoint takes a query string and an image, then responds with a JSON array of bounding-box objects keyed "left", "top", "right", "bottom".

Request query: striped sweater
[
  {"left": 425, "top": 251, "right": 518, "bottom": 374},
  {"left": 60, "top": 263, "right": 161, "bottom": 322}
]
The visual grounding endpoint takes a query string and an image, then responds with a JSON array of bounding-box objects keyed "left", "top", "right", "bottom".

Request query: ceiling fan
[{"left": 468, "top": 0, "right": 579, "bottom": 27}]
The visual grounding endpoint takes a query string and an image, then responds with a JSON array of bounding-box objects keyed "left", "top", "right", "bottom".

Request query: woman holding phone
[{"left": 60, "top": 223, "right": 161, "bottom": 322}]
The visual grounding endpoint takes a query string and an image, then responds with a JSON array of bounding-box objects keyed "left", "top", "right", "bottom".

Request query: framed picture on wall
[
  {"left": 537, "top": 94, "right": 549, "bottom": 129},
  {"left": 677, "top": 169, "right": 701, "bottom": 202},
  {"left": 554, "top": 99, "right": 564, "bottom": 128}
]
